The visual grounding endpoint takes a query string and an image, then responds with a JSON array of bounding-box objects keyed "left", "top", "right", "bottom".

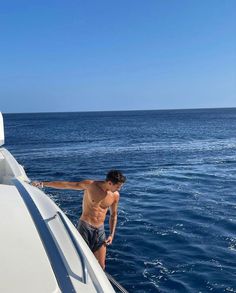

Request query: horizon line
[{"left": 1, "top": 106, "right": 236, "bottom": 115}]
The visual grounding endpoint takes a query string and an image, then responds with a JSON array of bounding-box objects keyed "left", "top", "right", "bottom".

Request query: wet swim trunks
[{"left": 77, "top": 219, "right": 106, "bottom": 252}]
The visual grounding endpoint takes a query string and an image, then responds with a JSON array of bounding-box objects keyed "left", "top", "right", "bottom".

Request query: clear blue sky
[{"left": 0, "top": 0, "right": 235, "bottom": 113}]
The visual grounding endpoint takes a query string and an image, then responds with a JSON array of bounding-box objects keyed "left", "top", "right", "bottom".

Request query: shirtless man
[{"left": 32, "top": 170, "right": 126, "bottom": 270}]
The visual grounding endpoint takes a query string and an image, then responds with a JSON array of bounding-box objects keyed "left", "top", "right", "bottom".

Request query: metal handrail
[
  {"left": 105, "top": 272, "right": 129, "bottom": 293},
  {"left": 56, "top": 211, "right": 88, "bottom": 284}
]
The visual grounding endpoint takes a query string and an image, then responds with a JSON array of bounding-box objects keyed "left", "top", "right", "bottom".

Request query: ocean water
[{"left": 3, "top": 108, "right": 236, "bottom": 293}]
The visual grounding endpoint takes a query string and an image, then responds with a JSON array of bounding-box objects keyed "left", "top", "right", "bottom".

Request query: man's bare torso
[{"left": 80, "top": 181, "right": 119, "bottom": 227}]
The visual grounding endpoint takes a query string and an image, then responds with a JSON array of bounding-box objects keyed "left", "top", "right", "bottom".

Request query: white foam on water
[{"left": 143, "top": 259, "right": 168, "bottom": 290}]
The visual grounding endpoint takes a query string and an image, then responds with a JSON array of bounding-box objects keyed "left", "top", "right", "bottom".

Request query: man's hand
[
  {"left": 31, "top": 181, "right": 43, "bottom": 188},
  {"left": 105, "top": 235, "right": 113, "bottom": 246}
]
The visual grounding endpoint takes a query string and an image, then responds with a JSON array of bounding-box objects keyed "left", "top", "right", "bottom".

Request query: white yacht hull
[{"left": 0, "top": 146, "right": 115, "bottom": 293}]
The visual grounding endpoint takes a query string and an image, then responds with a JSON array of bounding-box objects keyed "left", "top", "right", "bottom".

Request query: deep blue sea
[{"left": 3, "top": 108, "right": 236, "bottom": 293}]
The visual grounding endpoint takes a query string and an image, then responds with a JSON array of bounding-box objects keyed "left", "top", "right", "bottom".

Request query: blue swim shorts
[{"left": 77, "top": 219, "right": 106, "bottom": 252}]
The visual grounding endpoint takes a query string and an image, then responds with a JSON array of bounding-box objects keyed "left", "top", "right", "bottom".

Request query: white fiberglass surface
[{"left": 0, "top": 184, "right": 58, "bottom": 293}]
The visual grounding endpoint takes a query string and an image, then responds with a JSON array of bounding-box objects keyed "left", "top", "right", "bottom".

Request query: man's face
[{"left": 108, "top": 182, "right": 124, "bottom": 192}]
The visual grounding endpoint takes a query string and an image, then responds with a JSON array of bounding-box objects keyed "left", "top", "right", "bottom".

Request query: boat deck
[{"left": 0, "top": 184, "right": 59, "bottom": 293}]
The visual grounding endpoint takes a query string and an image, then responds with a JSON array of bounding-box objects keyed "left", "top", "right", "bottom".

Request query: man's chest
[{"left": 87, "top": 190, "right": 114, "bottom": 209}]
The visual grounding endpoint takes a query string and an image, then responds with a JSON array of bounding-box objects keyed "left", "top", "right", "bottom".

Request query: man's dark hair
[{"left": 106, "top": 170, "right": 126, "bottom": 184}]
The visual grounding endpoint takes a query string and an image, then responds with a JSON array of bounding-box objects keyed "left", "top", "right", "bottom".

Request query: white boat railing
[{"left": 56, "top": 211, "right": 88, "bottom": 284}]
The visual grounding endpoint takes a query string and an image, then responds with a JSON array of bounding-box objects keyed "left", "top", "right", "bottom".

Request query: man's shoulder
[
  {"left": 113, "top": 191, "right": 120, "bottom": 201},
  {"left": 81, "top": 180, "right": 94, "bottom": 189},
  {"left": 92, "top": 180, "right": 104, "bottom": 188},
  {"left": 73, "top": 180, "right": 94, "bottom": 190},
  {"left": 88, "top": 181, "right": 105, "bottom": 193},
  {"left": 93, "top": 180, "right": 104, "bottom": 184},
  {"left": 83, "top": 180, "right": 94, "bottom": 184}
]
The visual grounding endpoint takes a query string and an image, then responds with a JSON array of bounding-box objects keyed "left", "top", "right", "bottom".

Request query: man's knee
[
  {"left": 101, "top": 264, "right": 106, "bottom": 270},
  {"left": 98, "top": 260, "right": 105, "bottom": 270}
]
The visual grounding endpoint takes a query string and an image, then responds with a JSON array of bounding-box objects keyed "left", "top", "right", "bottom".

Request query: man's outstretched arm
[{"left": 32, "top": 180, "right": 93, "bottom": 190}]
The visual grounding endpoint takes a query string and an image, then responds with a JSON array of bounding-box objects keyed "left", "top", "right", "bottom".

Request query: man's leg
[{"left": 94, "top": 243, "right": 107, "bottom": 270}]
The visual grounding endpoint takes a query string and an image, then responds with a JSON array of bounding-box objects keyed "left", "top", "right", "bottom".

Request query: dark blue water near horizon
[{"left": 3, "top": 108, "right": 236, "bottom": 293}]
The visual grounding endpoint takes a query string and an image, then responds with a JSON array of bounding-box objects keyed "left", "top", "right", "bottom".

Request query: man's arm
[
  {"left": 106, "top": 193, "right": 120, "bottom": 245},
  {"left": 32, "top": 180, "right": 93, "bottom": 190}
]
